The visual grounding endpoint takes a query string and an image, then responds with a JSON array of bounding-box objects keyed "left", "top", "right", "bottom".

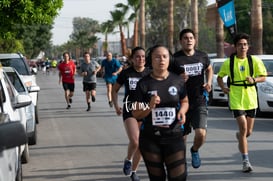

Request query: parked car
[
  {"left": 0, "top": 53, "right": 40, "bottom": 124},
  {"left": 3, "top": 67, "right": 38, "bottom": 146},
  {"left": 0, "top": 120, "right": 27, "bottom": 181},
  {"left": 0, "top": 67, "right": 32, "bottom": 181},
  {"left": 254, "top": 55, "right": 273, "bottom": 113},
  {"left": 209, "top": 58, "right": 228, "bottom": 105}
]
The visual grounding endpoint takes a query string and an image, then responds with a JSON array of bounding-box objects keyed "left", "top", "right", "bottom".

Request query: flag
[{"left": 217, "top": 0, "right": 237, "bottom": 38}]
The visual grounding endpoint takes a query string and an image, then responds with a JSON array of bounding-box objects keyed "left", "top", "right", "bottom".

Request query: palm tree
[
  {"left": 140, "top": 0, "right": 145, "bottom": 49},
  {"left": 191, "top": 0, "right": 198, "bottom": 47},
  {"left": 116, "top": 0, "right": 140, "bottom": 48},
  {"left": 101, "top": 20, "right": 115, "bottom": 55},
  {"left": 215, "top": 11, "right": 225, "bottom": 58},
  {"left": 168, "top": 0, "right": 174, "bottom": 53},
  {"left": 251, "top": 0, "right": 263, "bottom": 54},
  {"left": 110, "top": 9, "right": 127, "bottom": 56}
]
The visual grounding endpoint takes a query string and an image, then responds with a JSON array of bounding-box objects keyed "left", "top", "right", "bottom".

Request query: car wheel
[
  {"left": 16, "top": 150, "right": 23, "bottom": 181},
  {"left": 21, "top": 143, "right": 30, "bottom": 164},
  {"left": 28, "top": 123, "right": 37, "bottom": 145},
  {"left": 35, "top": 105, "right": 39, "bottom": 124}
]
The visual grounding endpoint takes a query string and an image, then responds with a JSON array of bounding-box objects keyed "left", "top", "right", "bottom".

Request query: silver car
[
  {"left": 0, "top": 68, "right": 31, "bottom": 181},
  {"left": 3, "top": 67, "right": 39, "bottom": 147},
  {"left": 209, "top": 58, "right": 228, "bottom": 105},
  {"left": 254, "top": 55, "right": 273, "bottom": 113}
]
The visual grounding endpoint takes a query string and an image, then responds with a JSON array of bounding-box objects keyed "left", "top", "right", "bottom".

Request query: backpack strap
[
  {"left": 229, "top": 54, "right": 255, "bottom": 88},
  {"left": 229, "top": 53, "right": 235, "bottom": 83}
]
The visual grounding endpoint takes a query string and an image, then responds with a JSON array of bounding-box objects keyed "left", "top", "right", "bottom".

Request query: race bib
[
  {"left": 128, "top": 77, "right": 140, "bottom": 90},
  {"left": 184, "top": 63, "right": 203, "bottom": 76},
  {"left": 152, "top": 107, "right": 176, "bottom": 126}
]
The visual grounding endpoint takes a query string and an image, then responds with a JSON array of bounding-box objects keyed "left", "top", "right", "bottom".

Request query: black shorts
[
  {"left": 122, "top": 105, "right": 142, "bottom": 122},
  {"left": 83, "top": 82, "right": 96, "bottom": 91},
  {"left": 233, "top": 109, "right": 256, "bottom": 118},
  {"left": 184, "top": 106, "right": 208, "bottom": 135},
  {"left": 62, "top": 82, "right": 75, "bottom": 92}
]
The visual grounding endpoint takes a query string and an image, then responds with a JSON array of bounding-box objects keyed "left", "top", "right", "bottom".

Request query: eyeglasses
[{"left": 236, "top": 43, "right": 248, "bottom": 47}]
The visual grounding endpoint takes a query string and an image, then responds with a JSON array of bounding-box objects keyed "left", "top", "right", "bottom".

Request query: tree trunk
[
  {"left": 119, "top": 24, "right": 127, "bottom": 56},
  {"left": 191, "top": 0, "right": 198, "bottom": 47},
  {"left": 140, "top": 0, "right": 145, "bottom": 49},
  {"left": 103, "top": 34, "right": 108, "bottom": 56},
  {"left": 216, "top": 10, "right": 225, "bottom": 58},
  {"left": 251, "top": 0, "right": 263, "bottom": 54},
  {"left": 168, "top": 0, "right": 174, "bottom": 53},
  {"left": 133, "top": 19, "right": 138, "bottom": 48}
]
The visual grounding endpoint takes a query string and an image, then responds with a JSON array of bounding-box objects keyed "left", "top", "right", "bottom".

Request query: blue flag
[{"left": 217, "top": 0, "right": 237, "bottom": 37}]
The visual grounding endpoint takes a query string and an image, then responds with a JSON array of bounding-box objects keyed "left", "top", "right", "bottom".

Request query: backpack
[{"left": 227, "top": 53, "right": 256, "bottom": 88}]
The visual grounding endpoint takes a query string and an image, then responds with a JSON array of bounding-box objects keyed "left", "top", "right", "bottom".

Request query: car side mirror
[{"left": 0, "top": 117, "right": 27, "bottom": 151}]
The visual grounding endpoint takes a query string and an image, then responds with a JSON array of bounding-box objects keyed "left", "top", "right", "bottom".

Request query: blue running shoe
[
  {"left": 123, "top": 159, "right": 132, "bottom": 176},
  {"left": 191, "top": 148, "right": 201, "bottom": 168}
]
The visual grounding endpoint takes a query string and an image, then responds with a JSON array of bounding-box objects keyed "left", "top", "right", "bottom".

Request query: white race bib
[
  {"left": 184, "top": 63, "right": 203, "bottom": 76},
  {"left": 152, "top": 107, "right": 176, "bottom": 126}
]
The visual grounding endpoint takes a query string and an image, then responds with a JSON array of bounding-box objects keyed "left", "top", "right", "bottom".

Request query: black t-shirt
[
  {"left": 134, "top": 72, "right": 187, "bottom": 142},
  {"left": 172, "top": 50, "right": 210, "bottom": 109},
  {"left": 116, "top": 66, "right": 151, "bottom": 102}
]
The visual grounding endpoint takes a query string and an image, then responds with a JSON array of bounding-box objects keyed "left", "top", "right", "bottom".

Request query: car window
[
  {"left": 0, "top": 82, "right": 6, "bottom": 105},
  {"left": 3, "top": 74, "right": 15, "bottom": 103},
  {"left": 213, "top": 62, "right": 223, "bottom": 74},
  {"left": 5, "top": 72, "right": 26, "bottom": 93},
  {"left": 262, "top": 60, "right": 273, "bottom": 76},
  {"left": 0, "top": 58, "right": 30, "bottom": 75}
]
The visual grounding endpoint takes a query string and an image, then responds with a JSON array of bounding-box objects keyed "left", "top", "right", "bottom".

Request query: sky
[{"left": 51, "top": 0, "right": 215, "bottom": 45}]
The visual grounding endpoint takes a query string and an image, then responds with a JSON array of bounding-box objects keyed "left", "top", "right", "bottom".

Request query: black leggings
[{"left": 139, "top": 137, "right": 187, "bottom": 181}]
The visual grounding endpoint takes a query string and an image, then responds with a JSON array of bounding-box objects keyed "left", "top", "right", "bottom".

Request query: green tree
[
  {"left": 69, "top": 17, "right": 100, "bottom": 55},
  {"left": 110, "top": 9, "right": 128, "bottom": 56},
  {"left": 101, "top": 20, "right": 115, "bottom": 54},
  {"left": 0, "top": 0, "right": 63, "bottom": 52},
  {"left": 15, "top": 24, "right": 53, "bottom": 58},
  {"left": 0, "top": 0, "right": 63, "bottom": 38},
  {"left": 119, "top": 0, "right": 141, "bottom": 48}
]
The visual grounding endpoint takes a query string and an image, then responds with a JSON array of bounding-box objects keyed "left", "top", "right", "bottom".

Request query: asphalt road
[{"left": 23, "top": 71, "right": 273, "bottom": 181}]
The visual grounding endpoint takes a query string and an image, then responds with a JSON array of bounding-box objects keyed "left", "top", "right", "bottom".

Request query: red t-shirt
[{"left": 58, "top": 60, "right": 76, "bottom": 83}]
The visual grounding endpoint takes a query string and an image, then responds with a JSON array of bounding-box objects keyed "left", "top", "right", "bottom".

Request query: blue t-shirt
[{"left": 101, "top": 58, "right": 121, "bottom": 83}]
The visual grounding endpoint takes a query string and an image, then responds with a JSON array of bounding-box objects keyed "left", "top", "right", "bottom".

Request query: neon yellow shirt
[
  {"left": 51, "top": 60, "right": 58, "bottom": 68},
  {"left": 218, "top": 55, "right": 267, "bottom": 110}
]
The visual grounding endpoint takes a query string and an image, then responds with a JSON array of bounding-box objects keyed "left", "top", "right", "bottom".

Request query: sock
[
  {"left": 126, "top": 158, "right": 132, "bottom": 162},
  {"left": 191, "top": 146, "right": 198, "bottom": 152},
  {"left": 87, "top": 103, "right": 90, "bottom": 107},
  {"left": 242, "top": 153, "right": 249, "bottom": 161}
]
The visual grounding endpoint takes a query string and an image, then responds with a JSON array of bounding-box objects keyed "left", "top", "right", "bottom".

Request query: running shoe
[
  {"left": 191, "top": 147, "right": 201, "bottom": 168},
  {"left": 92, "top": 96, "right": 96, "bottom": 102},
  {"left": 109, "top": 101, "right": 113, "bottom": 107},
  {"left": 86, "top": 106, "right": 91, "bottom": 111},
  {"left": 130, "top": 172, "right": 140, "bottom": 181},
  {"left": 242, "top": 160, "right": 253, "bottom": 172},
  {"left": 123, "top": 159, "right": 132, "bottom": 176},
  {"left": 66, "top": 105, "right": 71, "bottom": 109}
]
